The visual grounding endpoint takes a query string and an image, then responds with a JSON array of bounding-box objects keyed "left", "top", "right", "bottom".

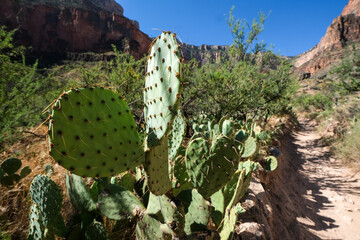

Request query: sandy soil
[{"left": 268, "top": 119, "right": 360, "bottom": 240}]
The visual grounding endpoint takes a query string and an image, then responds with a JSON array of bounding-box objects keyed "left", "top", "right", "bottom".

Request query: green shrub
[
  {"left": 330, "top": 47, "right": 360, "bottom": 92},
  {"left": 182, "top": 10, "right": 297, "bottom": 122},
  {"left": 293, "top": 93, "right": 333, "bottom": 111},
  {"left": 0, "top": 27, "right": 63, "bottom": 147}
]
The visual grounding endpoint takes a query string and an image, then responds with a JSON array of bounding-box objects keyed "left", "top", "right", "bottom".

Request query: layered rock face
[
  {"left": 294, "top": 0, "right": 360, "bottom": 76},
  {"left": 0, "top": 0, "right": 151, "bottom": 59},
  {"left": 180, "top": 43, "right": 229, "bottom": 64}
]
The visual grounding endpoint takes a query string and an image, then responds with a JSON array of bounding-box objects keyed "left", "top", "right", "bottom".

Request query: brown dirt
[
  {"left": 267, "top": 119, "right": 360, "bottom": 240},
  {"left": 0, "top": 126, "right": 71, "bottom": 240}
]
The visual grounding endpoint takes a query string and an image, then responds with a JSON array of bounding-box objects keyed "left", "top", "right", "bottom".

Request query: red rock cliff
[
  {"left": 0, "top": 0, "right": 152, "bottom": 59},
  {"left": 294, "top": 0, "right": 360, "bottom": 75}
]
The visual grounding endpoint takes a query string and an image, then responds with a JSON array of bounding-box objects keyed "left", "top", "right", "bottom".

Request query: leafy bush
[
  {"left": 293, "top": 93, "right": 333, "bottom": 111},
  {"left": 181, "top": 9, "right": 297, "bottom": 121},
  {"left": 330, "top": 47, "right": 360, "bottom": 92},
  {"left": 0, "top": 27, "right": 63, "bottom": 147}
]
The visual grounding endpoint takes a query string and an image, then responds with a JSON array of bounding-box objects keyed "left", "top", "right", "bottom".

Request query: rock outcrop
[
  {"left": 294, "top": 0, "right": 360, "bottom": 76},
  {"left": 0, "top": 0, "right": 151, "bottom": 60},
  {"left": 180, "top": 43, "right": 229, "bottom": 64}
]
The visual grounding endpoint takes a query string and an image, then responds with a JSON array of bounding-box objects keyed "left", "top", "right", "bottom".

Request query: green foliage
[
  {"left": 294, "top": 93, "right": 333, "bottom": 111},
  {"left": 227, "top": 6, "right": 268, "bottom": 61},
  {"left": 182, "top": 51, "right": 297, "bottom": 120},
  {"left": 28, "top": 25, "right": 283, "bottom": 238},
  {"left": 330, "top": 47, "right": 360, "bottom": 92},
  {"left": 0, "top": 27, "right": 63, "bottom": 147}
]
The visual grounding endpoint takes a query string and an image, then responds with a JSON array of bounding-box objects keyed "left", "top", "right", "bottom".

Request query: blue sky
[{"left": 116, "top": 0, "right": 348, "bottom": 56}]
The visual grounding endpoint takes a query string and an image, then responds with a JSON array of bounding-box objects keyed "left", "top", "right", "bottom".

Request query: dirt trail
[
  {"left": 294, "top": 120, "right": 360, "bottom": 239},
  {"left": 267, "top": 119, "right": 360, "bottom": 240}
]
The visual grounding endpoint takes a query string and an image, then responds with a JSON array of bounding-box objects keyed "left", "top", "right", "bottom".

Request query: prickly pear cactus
[
  {"left": 136, "top": 214, "right": 171, "bottom": 240},
  {"left": 98, "top": 183, "right": 145, "bottom": 220},
  {"left": 177, "top": 189, "right": 210, "bottom": 235},
  {"left": 118, "top": 172, "right": 136, "bottom": 191},
  {"left": 219, "top": 203, "right": 245, "bottom": 240},
  {"left": 185, "top": 137, "right": 210, "bottom": 188},
  {"left": 0, "top": 157, "right": 30, "bottom": 186},
  {"left": 144, "top": 136, "right": 172, "bottom": 195},
  {"left": 48, "top": 87, "right": 144, "bottom": 177},
  {"left": 30, "top": 175, "right": 63, "bottom": 228},
  {"left": 172, "top": 156, "right": 192, "bottom": 197},
  {"left": 222, "top": 120, "right": 234, "bottom": 137},
  {"left": 168, "top": 110, "right": 186, "bottom": 160},
  {"left": 84, "top": 220, "right": 109, "bottom": 240},
  {"left": 265, "top": 156, "right": 278, "bottom": 172},
  {"left": 241, "top": 136, "right": 258, "bottom": 158},
  {"left": 198, "top": 136, "right": 238, "bottom": 199},
  {"left": 146, "top": 193, "right": 185, "bottom": 238},
  {"left": 28, "top": 203, "right": 43, "bottom": 240},
  {"left": 144, "top": 31, "right": 182, "bottom": 147},
  {"left": 65, "top": 172, "right": 97, "bottom": 212}
]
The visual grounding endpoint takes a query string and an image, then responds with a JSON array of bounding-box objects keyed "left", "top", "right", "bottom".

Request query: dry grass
[
  {"left": 334, "top": 121, "right": 360, "bottom": 169},
  {"left": 0, "top": 126, "right": 70, "bottom": 239}
]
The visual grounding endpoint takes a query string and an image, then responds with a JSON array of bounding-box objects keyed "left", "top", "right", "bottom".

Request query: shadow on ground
[{"left": 264, "top": 120, "right": 350, "bottom": 240}]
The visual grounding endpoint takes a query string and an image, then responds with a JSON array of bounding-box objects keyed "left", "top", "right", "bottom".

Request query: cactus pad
[
  {"left": 85, "top": 221, "right": 109, "bottom": 240},
  {"left": 30, "top": 175, "right": 63, "bottom": 227},
  {"left": 28, "top": 203, "right": 43, "bottom": 240},
  {"left": 48, "top": 87, "right": 144, "bottom": 177},
  {"left": 177, "top": 189, "right": 210, "bottom": 235},
  {"left": 136, "top": 214, "right": 171, "bottom": 240},
  {"left": 241, "top": 136, "right": 258, "bottom": 158},
  {"left": 185, "top": 137, "right": 210, "bottom": 188},
  {"left": 172, "top": 156, "right": 192, "bottom": 197},
  {"left": 265, "top": 156, "right": 278, "bottom": 172},
  {"left": 168, "top": 110, "right": 186, "bottom": 160},
  {"left": 144, "top": 32, "right": 182, "bottom": 147},
  {"left": 98, "top": 183, "right": 145, "bottom": 220},
  {"left": 144, "top": 136, "right": 172, "bottom": 195},
  {"left": 198, "top": 136, "right": 237, "bottom": 199},
  {"left": 65, "top": 172, "right": 97, "bottom": 212}
]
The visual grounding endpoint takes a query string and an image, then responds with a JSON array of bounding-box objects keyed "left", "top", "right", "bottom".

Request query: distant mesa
[{"left": 294, "top": 0, "right": 360, "bottom": 76}]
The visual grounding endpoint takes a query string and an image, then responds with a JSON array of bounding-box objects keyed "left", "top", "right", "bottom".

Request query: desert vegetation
[
  {"left": 0, "top": 9, "right": 300, "bottom": 238},
  {"left": 1, "top": 3, "right": 359, "bottom": 239}
]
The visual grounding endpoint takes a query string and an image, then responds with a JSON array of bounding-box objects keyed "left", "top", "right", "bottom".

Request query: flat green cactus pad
[
  {"left": 136, "top": 214, "right": 171, "bottom": 240},
  {"left": 28, "top": 203, "right": 43, "bottom": 240},
  {"left": 49, "top": 87, "right": 144, "bottom": 177},
  {"left": 85, "top": 221, "right": 109, "bottom": 240},
  {"left": 144, "top": 136, "right": 172, "bottom": 195},
  {"left": 144, "top": 32, "right": 182, "bottom": 147},
  {"left": 265, "top": 156, "right": 278, "bottom": 171},
  {"left": 185, "top": 137, "right": 210, "bottom": 188},
  {"left": 30, "top": 175, "right": 63, "bottom": 228},
  {"left": 65, "top": 172, "right": 97, "bottom": 212},
  {"left": 177, "top": 189, "right": 210, "bottom": 235},
  {"left": 198, "top": 136, "right": 238, "bottom": 199},
  {"left": 98, "top": 183, "right": 145, "bottom": 220},
  {"left": 168, "top": 110, "right": 186, "bottom": 160}
]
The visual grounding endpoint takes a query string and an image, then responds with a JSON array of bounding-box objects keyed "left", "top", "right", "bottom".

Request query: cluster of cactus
[
  {"left": 28, "top": 31, "right": 278, "bottom": 239},
  {"left": 0, "top": 157, "right": 31, "bottom": 187}
]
